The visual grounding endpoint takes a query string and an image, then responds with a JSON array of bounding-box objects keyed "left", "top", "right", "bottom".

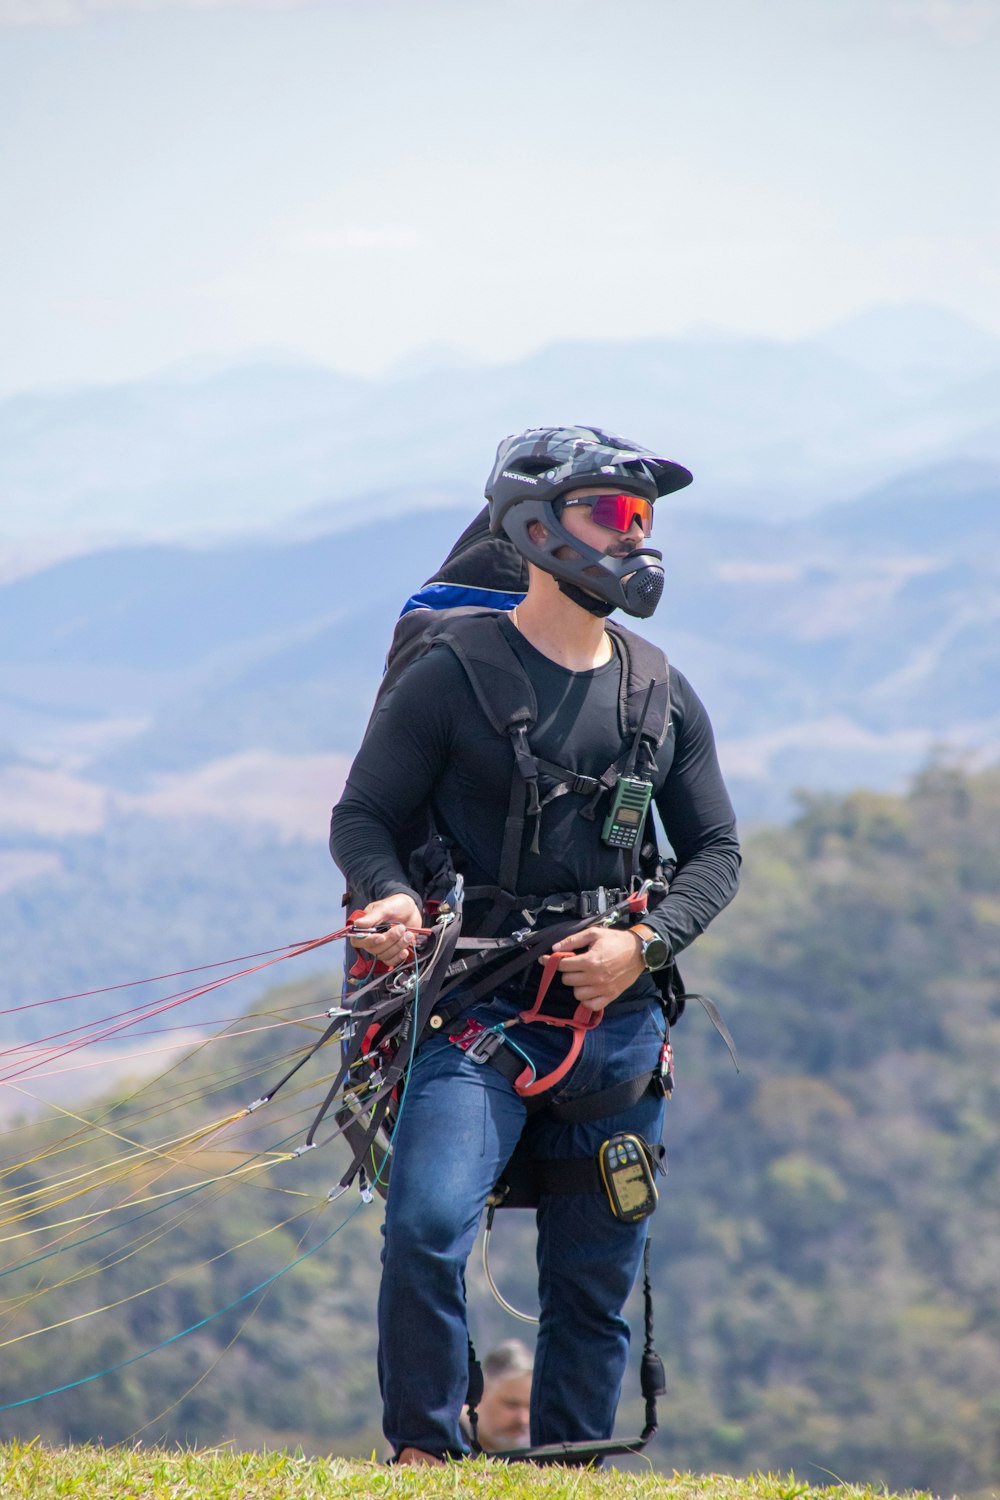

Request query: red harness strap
[
  {"left": 513, "top": 886, "right": 652, "bottom": 1097},
  {"left": 513, "top": 952, "right": 603, "bottom": 1098},
  {"left": 449, "top": 886, "right": 656, "bottom": 1097}
]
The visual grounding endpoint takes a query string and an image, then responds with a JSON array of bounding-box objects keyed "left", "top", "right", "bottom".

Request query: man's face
[{"left": 475, "top": 1371, "right": 532, "bottom": 1451}]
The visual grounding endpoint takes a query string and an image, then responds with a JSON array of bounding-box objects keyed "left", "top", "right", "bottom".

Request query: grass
[{"left": 0, "top": 1442, "right": 943, "bottom": 1500}]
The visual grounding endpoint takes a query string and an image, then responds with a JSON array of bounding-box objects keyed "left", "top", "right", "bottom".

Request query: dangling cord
[
  {"left": 465, "top": 1326, "right": 484, "bottom": 1453},
  {"left": 481, "top": 1204, "right": 538, "bottom": 1325},
  {"left": 639, "top": 1235, "right": 666, "bottom": 1440}
]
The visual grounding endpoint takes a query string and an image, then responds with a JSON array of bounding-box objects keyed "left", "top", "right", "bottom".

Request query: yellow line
[
  {"left": 0, "top": 1153, "right": 302, "bottom": 1243},
  {"left": 0, "top": 1203, "right": 317, "bottom": 1349},
  {"left": 0, "top": 1110, "right": 250, "bottom": 1218},
  {"left": 1, "top": 1166, "right": 319, "bottom": 1322}
]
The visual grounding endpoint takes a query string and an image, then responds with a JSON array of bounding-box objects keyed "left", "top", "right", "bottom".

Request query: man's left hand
[{"left": 542, "top": 926, "right": 645, "bottom": 1012}]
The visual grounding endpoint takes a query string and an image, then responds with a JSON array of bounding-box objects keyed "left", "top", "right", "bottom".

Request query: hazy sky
[{"left": 2, "top": 0, "right": 998, "bottom": 393}]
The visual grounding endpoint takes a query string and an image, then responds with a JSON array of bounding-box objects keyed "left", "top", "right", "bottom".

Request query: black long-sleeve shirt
[{"left": 330, "top": 617, "right": 740, "bottom": 975}]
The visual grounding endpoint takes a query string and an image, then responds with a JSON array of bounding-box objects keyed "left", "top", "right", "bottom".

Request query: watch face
[{"left": 642, "top": 935, "right": 669, "bottom": 972}]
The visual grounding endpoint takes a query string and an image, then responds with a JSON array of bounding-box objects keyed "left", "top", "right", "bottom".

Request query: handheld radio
[{"left": 601, "top": 680, "right": 656, "bottom": 851}]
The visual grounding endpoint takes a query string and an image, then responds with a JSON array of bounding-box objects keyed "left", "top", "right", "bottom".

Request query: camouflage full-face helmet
[{"left": 485, "top": 425, "right": 692, "bottom": 618}]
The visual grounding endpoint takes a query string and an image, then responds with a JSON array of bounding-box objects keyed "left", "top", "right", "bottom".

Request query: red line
[
  {"left": 0, "top": 932, "right": 347, "bottom": 1018},
  {"left": 0, "top": 931, "right": 345, "bottom": 1086}
]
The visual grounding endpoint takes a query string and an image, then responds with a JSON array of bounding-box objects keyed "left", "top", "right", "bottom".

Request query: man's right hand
[{"left": 349, "top": 893, "right": 424, "bottom": 968}]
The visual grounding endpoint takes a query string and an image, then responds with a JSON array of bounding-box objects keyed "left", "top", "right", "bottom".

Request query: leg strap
[{"left": 449, "top": 1017, "right": 658, "bottom": 1125}]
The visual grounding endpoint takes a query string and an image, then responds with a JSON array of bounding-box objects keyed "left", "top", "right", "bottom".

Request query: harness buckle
[
  {"left": 449, "top": 1017, "right": 507, "bottom": 1065},
  {"left": 568, "top": 772, "right": 600, "bottom": 796}
]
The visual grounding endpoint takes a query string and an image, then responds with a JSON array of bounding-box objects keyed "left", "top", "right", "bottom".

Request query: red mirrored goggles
[{"left": 559, "top": 493, "right": 654, "bottom": 536}]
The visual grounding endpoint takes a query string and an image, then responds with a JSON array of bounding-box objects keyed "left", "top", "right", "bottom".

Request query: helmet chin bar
[{"left": 505, "top": 502, "right": 665, "bottom": 619}]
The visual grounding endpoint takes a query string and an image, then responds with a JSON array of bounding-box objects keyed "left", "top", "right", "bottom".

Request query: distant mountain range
[
  {"left": 2, "top": 455, "right": 997, "bottom": 822},
  {"left": 3, "top": 304, "right": 1000, "bottom": 561},
  {"left": 2, "top": 304, "right": 998, "bottom": 1016}
]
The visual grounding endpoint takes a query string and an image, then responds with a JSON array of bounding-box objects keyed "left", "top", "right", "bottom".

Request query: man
[
  {"left": 330, "top": 426, "right": 740, "bottom": 1465},
  {"left": 461, "top": 1340, "right": 533, "bottom": 1453}
]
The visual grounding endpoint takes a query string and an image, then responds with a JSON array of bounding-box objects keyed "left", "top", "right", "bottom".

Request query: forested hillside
[
  {"left": 656, "top": 762, "right": 1000, "bottom": 1498},
  {"left": 2, "top": 766, "right": 998, "bottom": 1499}
]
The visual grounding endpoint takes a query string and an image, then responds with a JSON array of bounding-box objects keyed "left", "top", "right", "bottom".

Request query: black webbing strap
[
  {"left": 459, "top": 883, "right": 631, "bottom": 929},
  {"left": 249, "top": 960, "right": 407, "bottom": 1113},
  {"left": 528, "top": 1157, "right": 602, "bottom": 1194},
  {"left": 545, "top": 1070, "right": 656, "bottom": 1124},
  {"left": 509, "top": 722, "right": 543, "bottom": 856},
  {"left": 687, "top": 991, "right": 740, "bottom": 1072},
  {"left": 491, "top": 742, "right": 532, "bottom": 931},
  {"left": 307, "top": 908, "right": 463, "bottom": 1161},
  {"left": 639, "top": 1236, "right": 667, "bottom": 1439},
  {"left": 520, "top": 1139, "right": 664, "bottom": 1198},
  {"left": 533, "top": 758, "right": 603, "bottom": 798},
  {"left": 480, "top": 1042, "right": 657, "bottom": 1126},
  {"left": 428, "top": 912, "right": 597, "bottom": 1030}
]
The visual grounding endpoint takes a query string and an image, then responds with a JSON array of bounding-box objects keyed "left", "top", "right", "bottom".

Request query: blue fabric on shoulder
[{"left": 399, "top": 582, "right": 526, "bottom": 617}]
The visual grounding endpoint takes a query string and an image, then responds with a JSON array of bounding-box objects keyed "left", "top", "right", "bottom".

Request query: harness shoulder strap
[
  {"left": 435, "top": 612, "right": 672, "bottom": 753},
  {"left": 605, "top": 621, "right": 672, "bottom": 755},
  {"left": 395, "top": 612, "right": 673, "bottom": 922},
  {"left": 429, "top": 611, "right": 546, "bottom": 898},
  {"left": 380, "top": 609, "right": 543, "bottom": 904},
  {"left": 425, "top": 608, "right": 537, "bottom": 735},
  {"left": 376, "top": 603, "right": 531, "bottom": 723},
  {"left": 571, "top": 629, "right": 672, "bottom": 879},
  {"left": 384, "top": 610, "right": 670, "bottom": 765}
]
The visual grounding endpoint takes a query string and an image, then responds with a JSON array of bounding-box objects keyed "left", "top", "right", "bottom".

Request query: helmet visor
[{"left": 561, "top": 493, "right": 653, "bottom": 537}]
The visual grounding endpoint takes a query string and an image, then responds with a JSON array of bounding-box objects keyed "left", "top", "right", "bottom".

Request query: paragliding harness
[
  {"left": 334, "top": 876, "right": 678, "bottom": 1466},
  {"left": 320, "top": 602, "right": 736, "bottom": 1465}
]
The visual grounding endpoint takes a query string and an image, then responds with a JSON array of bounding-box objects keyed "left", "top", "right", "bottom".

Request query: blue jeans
[{"left": 378, "top": 994, "right": 667, "bottom": 1458}]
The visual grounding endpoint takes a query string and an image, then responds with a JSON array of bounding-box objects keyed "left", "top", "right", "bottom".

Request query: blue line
[
  {"left": 0, "top": 946, "right": 423, "bottom": 1408},
  {"left": 0, "top": 1209, "right": 358, "bottom": 1412},
  {"left": 0, "top": 1125, "right": 305, "bottom": 1283},
  {"left": 493, "top": 1029, "right": 537, "bottom": 1084}
]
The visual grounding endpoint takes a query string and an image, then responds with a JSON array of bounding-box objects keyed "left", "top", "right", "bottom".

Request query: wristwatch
[{"left": 636, "top": 930, "right": 670, "bottom": 973}]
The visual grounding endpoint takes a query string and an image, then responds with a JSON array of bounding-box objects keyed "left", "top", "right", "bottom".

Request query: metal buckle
[
  {"left": 569, "top": 772, "right": 599, "bottom": 795},
  {"left": 578, "top": 887, "right": 609, "bottom": 917},
  {"left": 449, "top": 1018, "right": 505, "bottom": 1065}
]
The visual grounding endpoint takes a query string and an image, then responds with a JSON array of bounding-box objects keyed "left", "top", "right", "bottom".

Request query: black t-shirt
[{"left": 330, "top": 615, "right": 740, "bottom": 974}]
